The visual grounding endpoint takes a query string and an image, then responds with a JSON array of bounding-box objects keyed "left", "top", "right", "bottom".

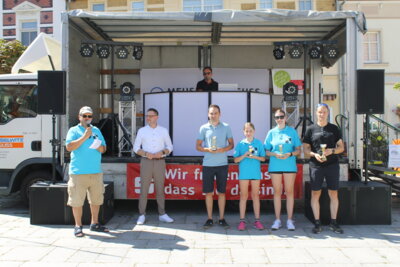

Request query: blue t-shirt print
[
  {"left": 234, "top": 138, "right": 266, "bottom": 180},
  {"left": 264, "top": 126, "right": 301, "bottom": 172}
]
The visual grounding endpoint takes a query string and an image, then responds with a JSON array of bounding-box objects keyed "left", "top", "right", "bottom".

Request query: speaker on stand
[
  {"left": 37, "top": 71, "right": 66, "bottom": 184},
  {"left": 356, "top": 69, "right": 385, "bottom": 184}
]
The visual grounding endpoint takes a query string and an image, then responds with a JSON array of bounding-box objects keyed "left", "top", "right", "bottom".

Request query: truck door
[{"left": 0, "top": 84, "right": 43, "bottom": 170}]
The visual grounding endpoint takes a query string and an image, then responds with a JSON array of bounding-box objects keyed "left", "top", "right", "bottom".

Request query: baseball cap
[{"left": 79, "top": 106, "right": 93, "bottom": 115}]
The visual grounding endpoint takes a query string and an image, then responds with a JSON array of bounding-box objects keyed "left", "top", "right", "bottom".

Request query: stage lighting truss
[
  {"left": 96, "top": 45, "right": 110, "bottom": 59},
  {"left": 324, "top": 45, "right": 339, "bottom": 59},
  {"left": 273, "top": 46, "right": 285, "bottom": 60},
  {"left": 132, "top": 46, "right": 143, "bottom": 60},
  {"left": 116, "top": 46, "right": 129, "bottom": 59},
  {"left": 289, "top": 45, "right": 303, "bottom": 59},
  {"left": 80, "top": 44, "right": 94, "bottom": 57},
  {"left": 309, "top": 45, "right": 322, "bottom": 59}
]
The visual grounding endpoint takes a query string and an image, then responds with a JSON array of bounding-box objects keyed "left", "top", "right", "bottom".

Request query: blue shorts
[{"left": 202, "top": 165, "right": 228, "bottom": 193}]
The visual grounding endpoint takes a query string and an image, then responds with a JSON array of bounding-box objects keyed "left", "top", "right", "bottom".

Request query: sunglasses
[
  {"left": 203, "top": 72, "right": 211, "bottom": 75},
  {"left": 81, "top": 115, "right": 92, "bottom": 118},
  {"left": 274, "top": 115, "right": 285, "bottom": 120}
]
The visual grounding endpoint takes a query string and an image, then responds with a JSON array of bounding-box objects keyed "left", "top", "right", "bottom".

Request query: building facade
[{"left": 0, "top": 0, "right": 66, "bottom": 44}]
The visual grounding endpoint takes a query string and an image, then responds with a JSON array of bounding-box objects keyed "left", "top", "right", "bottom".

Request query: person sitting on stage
[
  {"left": 196, "top": 67, "right": 219, "bottom": 91},
  {"left": 303, "top": 103, "right": 345, "bottom": 234},
  {"left": 66, "top": 106, "right": 108, "bottom": 237},
  {"left": 133, "top": 108, "right": 174, "bottom": 225}
]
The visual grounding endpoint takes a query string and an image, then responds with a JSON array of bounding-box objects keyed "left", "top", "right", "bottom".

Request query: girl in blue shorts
[{"left": 234, "top": 122, "right": 266, "bottom": 231}]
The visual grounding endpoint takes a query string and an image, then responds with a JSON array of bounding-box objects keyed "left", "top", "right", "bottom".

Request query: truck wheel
[{"left": 20, "top": 171, "right": 52, "bottom": 206}]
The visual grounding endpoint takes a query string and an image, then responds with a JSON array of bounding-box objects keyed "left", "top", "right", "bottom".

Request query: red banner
[{"left": 127, "top": 163, "right": 303, "bottom": 200}]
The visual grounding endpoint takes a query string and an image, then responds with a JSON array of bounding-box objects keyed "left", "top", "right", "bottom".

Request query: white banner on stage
[
  {"left": 388, "top": 144, "right": 400, "bottom": 168},
  {"left": 272, "top": 69, "right": 304, "bottom": 95},
  {"left": 140, "top": 68, "right": 269, "bottom": 107}
]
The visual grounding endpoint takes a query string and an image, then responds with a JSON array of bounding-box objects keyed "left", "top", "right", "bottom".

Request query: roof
[{"left": 66, "top": 9, "right": 366, "bottom": 46}]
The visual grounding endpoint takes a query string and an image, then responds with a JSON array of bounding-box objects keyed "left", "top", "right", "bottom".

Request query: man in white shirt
[{"left": 133, "top": 108, "right": 174, "bottom": 225}]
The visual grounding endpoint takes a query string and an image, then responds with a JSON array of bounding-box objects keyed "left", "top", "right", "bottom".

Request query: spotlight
[
  {"left": 80, "top": 44, "right": 94, "bottom": 57},
  {"left": 96, "top": 45, "right": 110, "bottom": 59},
  {"left": 309, "top": 45, "right": 321, "bottom": 59},
  {"left": 324, "top": 45, "right": 338, "bottom": 59},
  {"left": 289, "top": 45, "right": 303, "bottom": 59},
  {"left": 132, "top": 46, "right": 143, "bottom": 60},
  {"left": 116, "top": 46, "right": 129, "bottom": 59},
  {"left": 273, "top": 46, "right": 285, "bottom": 60}
]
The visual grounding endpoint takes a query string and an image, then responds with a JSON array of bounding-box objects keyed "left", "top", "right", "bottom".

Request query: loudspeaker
[
  {"left": 356, "top": 69, "right": 384, "bottom": 114},
  {"left": 30, "top": 182, "right": 114, "bottom": 225},
  {"left": 37, "top": 71, "right": 66, "bottom": 114},
  {"left": 304, "top": 181, "right": 391, "bottom": 225}
]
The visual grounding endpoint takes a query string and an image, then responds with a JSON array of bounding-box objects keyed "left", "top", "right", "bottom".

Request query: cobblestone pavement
[{"left": 1, "top": 196, "right": 400, "bottom": 266}]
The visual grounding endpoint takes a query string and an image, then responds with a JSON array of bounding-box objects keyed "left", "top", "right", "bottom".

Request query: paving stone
[
  {"left": 169, "top": 248, "right": 205, "bottom": 264},
  {"left": 265, "top": 248, "right": 315, "bottom": 264},
  {"left": 231, "top": 248, "right": 269, "bottom": 264},
  {"left": 124, "top": 248, "right": 170, "bottom": 263},
  {"left": 341, "top": 248, "right": 387, "bottom": 264},
  {"left": 205, "top": 248, "right": 232, "bottom": 264},
  {"left": 195, "top": 240, "right": 243, "bottom": 249},
  {"left": 0, "top": 246, "right": 54, "bottom": 261},
  {"left": 306, "top": 248, "right": 352, "bottom": 264}
]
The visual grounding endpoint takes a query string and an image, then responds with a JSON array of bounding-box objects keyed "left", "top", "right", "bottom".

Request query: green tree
[{"left": 0, "top": 39, "right": 26, "bottom": 74}]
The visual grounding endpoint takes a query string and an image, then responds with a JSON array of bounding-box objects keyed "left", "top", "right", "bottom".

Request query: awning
[
  {"left": 11, "top": 33, "right": 61, "bottom": 74},
  {"left": 66, "top": 9, "right": 366, "bottom": 46}
]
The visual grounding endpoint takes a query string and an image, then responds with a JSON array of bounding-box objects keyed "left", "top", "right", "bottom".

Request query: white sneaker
[
  {"left": 287, "top": 219, "right": 295, "bottom": 231},
  {"left": 271, "top": 219, "right": 281, "bottom": 230},
  {"left": 137, "top": 215, "right": 145, "bottom": 225},
  {"left": 159, "top": 213, "right": 174, "bottom": 223}
]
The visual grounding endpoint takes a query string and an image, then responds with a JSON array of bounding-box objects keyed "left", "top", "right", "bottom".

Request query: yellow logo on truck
[{"left": 0, "top": 136, "right": 24, "bottom": 148}]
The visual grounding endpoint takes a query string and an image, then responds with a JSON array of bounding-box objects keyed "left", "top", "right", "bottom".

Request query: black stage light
[
  {"left": 116, "top": 46, "right": 129, "bottom": 59},
  {"left": 120, "top": 82, "right": 135, "bottom": 101},
  {"left": 80, "top": 44, "right": 94, "bottom": 57},
  {"left": 273, "top": 46, "right": 285, "bottom": 60},
  {"left": 132, "top": 46, "right": 143, "bottom": 60},
  {"left": 96, "top": 45, "right": 110, "bottom": 59},
  {"left": 309, "top": 45, "right": 321, "bottom": 59},
  {"left": 325, "top": 45, "right": 338, "bottom": 59},
  {"left": 289, "top": 45, "right": 303, "bottom": 59}
]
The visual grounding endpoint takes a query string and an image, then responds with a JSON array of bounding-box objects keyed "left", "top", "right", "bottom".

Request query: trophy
[
  {"left": 211, "top": 136, "right": 217, "bottom": 151},
  {"left": 278, "top": 144, "right": 283, "bottom": 154},
  {"left": 320, "top": 144, "right": 327, "bottom": 161},
  {"left": 248, "top": 145, "right": 254, "bottom": 156}
]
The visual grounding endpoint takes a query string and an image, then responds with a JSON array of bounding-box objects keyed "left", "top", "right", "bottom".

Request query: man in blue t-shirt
[
  {"left": 196, "top": 104, "right": 234, "bottom": 229},
  {"left": 66, "top": 106, "right": 108, "bottom": 237}
]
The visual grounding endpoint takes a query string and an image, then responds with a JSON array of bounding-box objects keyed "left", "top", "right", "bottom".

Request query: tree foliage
[{"left": 0, "top": 39, "right": 26, "bottom": 74}]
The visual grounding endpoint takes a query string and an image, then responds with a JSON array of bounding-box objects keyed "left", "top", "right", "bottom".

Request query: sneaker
[
  {"left": 253, "top": 220, "right": 265, "bottom": 230},
  {"left": 329, "top": 222, "right": 344, "bottom": 234},
  {"left": 237, "top": 221, "right": 246, "bottom": 231},
  {"left": 312, "top": 223, "right": 322, "bottom": 234},
  {"left": 137, "top": 215, "right": 145, "bottom": 225},
  {"left": 203, "top": 219, "right": 214, "bottom": 229},
  {"left": 271, "top": 219, "right": 281, "bottom": 230},
  {"left": 287, "top": 219, "right": 295, "bottom": 231},
  {"left": 218, "top": 219, "right": 230, "bottom": 229},
  {"left": 159, "top": 213, "right": 174, "bottom": 223}
]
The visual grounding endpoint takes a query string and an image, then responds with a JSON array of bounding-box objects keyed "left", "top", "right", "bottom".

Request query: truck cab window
[{"left": 0, "top": 85, "right": 37, "bottom": 124}]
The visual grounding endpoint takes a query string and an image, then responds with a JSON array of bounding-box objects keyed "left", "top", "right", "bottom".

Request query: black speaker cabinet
[
  {"left": 37, "top": 71, "right": 66, "bottom": 114},
  {"left": 356, "top": 69, "right": 384, "bottom": 114},
  {"left": 30, "top": 181, "right": 114, "bottom": 225},
  {"left": 304, "top": 181, "right": 391, "bottom": 225}
]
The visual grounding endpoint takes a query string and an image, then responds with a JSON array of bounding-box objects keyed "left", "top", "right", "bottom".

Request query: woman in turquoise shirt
[{"left": 264, "top": 109, "right": 302, "bottom": 231}]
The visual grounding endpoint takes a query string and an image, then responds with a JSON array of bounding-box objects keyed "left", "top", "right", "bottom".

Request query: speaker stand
[{"left": 51, "top": 113, "right": 60, "bottom": 184}]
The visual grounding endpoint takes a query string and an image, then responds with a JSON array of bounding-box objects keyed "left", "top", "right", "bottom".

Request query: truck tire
[{"left": 20, "top": 170, "right": 52, "bottom": 206}]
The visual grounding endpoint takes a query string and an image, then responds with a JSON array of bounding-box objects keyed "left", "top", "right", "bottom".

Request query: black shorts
[
  {"left": 202, "top": 165, "right": 228, "bottom": 193},
  {"left": 309, "top": 164, "right": 340, "bottom": 191}
]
